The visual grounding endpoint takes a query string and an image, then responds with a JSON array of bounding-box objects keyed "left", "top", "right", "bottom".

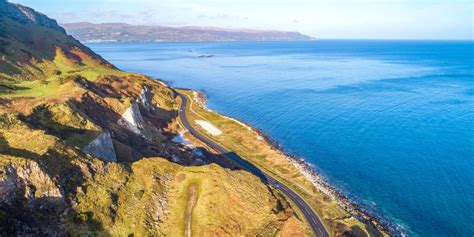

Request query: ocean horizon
[{"left": 88, "top": 40, "right": 474, "bottom": 237}]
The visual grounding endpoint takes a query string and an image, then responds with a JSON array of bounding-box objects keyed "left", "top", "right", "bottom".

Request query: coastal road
[{"left": 177, "top": 92, "right": 330, "bottom": 237}]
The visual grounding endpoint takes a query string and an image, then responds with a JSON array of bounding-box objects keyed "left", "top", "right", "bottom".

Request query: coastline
[{"left": 190, "top": 90, "right": 397, "bottom": 236}]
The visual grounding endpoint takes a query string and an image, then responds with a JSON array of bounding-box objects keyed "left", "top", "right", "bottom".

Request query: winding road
[{"left": 177, "top": 92, "right": 330, "bottom": 237}]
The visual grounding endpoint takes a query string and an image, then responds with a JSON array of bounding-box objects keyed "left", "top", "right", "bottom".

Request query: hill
[
  {"left": 0, "top": 1, "right": 384, "bottom": 236},
  {"left": 0, "top": 2, "right": 115, "bottom": 82},
  {"left": 63, "top": 22, "right": 315, "bottom": 43}
]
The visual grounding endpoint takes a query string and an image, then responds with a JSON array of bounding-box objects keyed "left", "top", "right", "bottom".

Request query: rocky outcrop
[
  {"left": 0, "top": 162, "right": 63, "bottom": 204},
  {"left": 0, "top": 161, "right": 67, "bottom": 234},
  {"left": 138, "top": 86, "right": 156, "bottom": 111},
  {"left": 83, "top": 131, "right": 117, "bottom": 162},
  {"left": 118, "top": 101, "right": 145, "bottom": 135},
  {"left": 0, "top": 0, "right": 65, "bottom": 33}
]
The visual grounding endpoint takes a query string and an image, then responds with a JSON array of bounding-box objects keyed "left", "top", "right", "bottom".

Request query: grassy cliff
[{"left": 0, "top": 1, "right": 310, "bottom": 236}]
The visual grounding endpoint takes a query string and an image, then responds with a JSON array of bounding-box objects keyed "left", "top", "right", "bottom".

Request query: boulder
[{"left": 83, "top": 131, "right": 117, "bottom": 162}]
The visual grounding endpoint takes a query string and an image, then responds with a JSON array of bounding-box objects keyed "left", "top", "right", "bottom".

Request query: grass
[
  {"left": 52, "top": 47, "right": 128, "bottom": 82},
  {"left": 0, "top": 16, "right": 129, "bottom": 99},
  {"left": 177, "top": 89, "right": 386, "bottom": 236},
  {"left": 0, "top": 79, "right": 74, "bottom": 98},
  {"left": 27, "top": 103, "right": 102, "bottom": 149},
  {"left": 0, "top": 62, "right": 127, "bottom": 99},
  {"left": 0, "top": 15, "right": 125, "bottom": 82}
]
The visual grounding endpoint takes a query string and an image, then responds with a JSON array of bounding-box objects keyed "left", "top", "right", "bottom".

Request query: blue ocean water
[{"left": 88, "top": 40, "right": 474, "bottom": 236}]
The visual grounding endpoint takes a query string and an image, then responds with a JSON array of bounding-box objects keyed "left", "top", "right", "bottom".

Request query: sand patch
[{"left": 195, "top": 120, "right": 222, "bottom": 136}]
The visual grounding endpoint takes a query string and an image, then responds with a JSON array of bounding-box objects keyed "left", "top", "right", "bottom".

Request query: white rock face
[
  {"left": 83, "top": 132, "right": 117, "bottom": 162},
  {"left": 119, "top": 102, "right": 145, "bottom": 135},
  {"left": 138, "top": 86, "right": 155, "bottom": 111}
]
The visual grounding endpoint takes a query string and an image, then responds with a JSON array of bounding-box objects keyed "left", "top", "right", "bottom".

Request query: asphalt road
[{"left": 177, "top": 92, "right": 330, "bottom": 237}]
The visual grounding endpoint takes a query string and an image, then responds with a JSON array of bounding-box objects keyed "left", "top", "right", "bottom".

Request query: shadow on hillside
[
  {"left": 0, "top": 134, "right": 108, "bottom": 235},
  {"left": 0, "top": 195, "right": 105, "bottom": 235},
  {"left": 0, "top": 84, "right": 31, "bottom": 93},
  {"left": 220, "top": 151, "right": 269, "bottom": 184},
  {"left": 21, "top": 104, "right": 102, "bottom": 148},
  {"left": 193, "top": 148, "right": 269, "bottom": 183},
  {"left": 0, "top": 196, "right": 95, "bottom": 236},
  {"left": 0, "top": 134, "right": 39, "bottom": 159}
]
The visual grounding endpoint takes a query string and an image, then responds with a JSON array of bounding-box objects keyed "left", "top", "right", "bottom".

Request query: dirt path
[{"left": 184, "top": 183, "right": 198, "bottom": 237}]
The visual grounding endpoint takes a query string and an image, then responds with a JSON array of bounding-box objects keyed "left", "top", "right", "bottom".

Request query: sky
[{"left": 10, "top": 0, "right": 474, "bottom": 40}]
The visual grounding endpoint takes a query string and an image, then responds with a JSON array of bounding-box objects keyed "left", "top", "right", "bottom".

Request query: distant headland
[{"left": 63, "top": 22, "right": 315, "bottom": 43}]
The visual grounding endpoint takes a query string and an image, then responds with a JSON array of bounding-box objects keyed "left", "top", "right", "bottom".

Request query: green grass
[
  {"left": 0, "top": 15, "right": 128, "bottom": 99},
  {"left": 52, "top": 47, "right": 128, "bottom": 82},
  {"left": 0, "top": 79, "right": 71, "bottom": 97},
  {"left": 0, "top": 68, "right": 128, "bottom": 98}
]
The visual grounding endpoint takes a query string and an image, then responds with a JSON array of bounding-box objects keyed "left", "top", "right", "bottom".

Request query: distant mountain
[{"left": 63, "top": 22, "right": 315, "bottom": 43}]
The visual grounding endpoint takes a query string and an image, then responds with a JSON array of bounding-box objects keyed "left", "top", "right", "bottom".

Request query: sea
[{"left": 88, "top": 40, "right": 474, "bottom": 237}]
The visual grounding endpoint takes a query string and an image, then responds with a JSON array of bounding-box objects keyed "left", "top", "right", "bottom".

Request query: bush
[
  {"left": 74, "top": 211, "right": 94, "bottom": 223},
  {"left": 134, "top": 190, "right": 145, "bottom": 199}
]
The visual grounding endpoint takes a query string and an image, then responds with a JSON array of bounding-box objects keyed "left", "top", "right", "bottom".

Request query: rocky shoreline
[{"left": 190, "top": 89, "right": 399, "bottom": 236}]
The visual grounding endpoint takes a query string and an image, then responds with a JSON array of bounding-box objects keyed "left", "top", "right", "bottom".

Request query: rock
[
  {"left": 118, "top": 102, "right": 145, "bottom": 135},
  {"left": 0, "top": 161, "right": 67, "bottom": 234},
  {"left": 171, "top": 154, "right": 179, "bottom": 163},
  {"left": 198, "top": 54, "right": 215, "bottom": 58},
  {"left": 0, "top": 162, "right": 64, "bottom": 205},
  {"left": 0, "top": 165, "right": 19, "bottom": 205},
  {"left": 137, "top": 86, "right": 155, "bottom": 111},
  {"left": 0, "top": 1, "right": 66, "bottom": 33},
  {"left": 191, "top": 148, "right": 204, "bottom": 158},
  {"left": 83, "top": 131, "right": 117, "bottom": 162}
]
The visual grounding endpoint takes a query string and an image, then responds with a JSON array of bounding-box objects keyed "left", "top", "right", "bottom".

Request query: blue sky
[{"left": 11, "top": 0, "right": 474, "bottom": 39}]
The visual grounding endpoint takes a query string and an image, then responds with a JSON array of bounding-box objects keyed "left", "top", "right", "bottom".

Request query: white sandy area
[{"left": 195, "top": 120, "right": 222, "bottom": 136}]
